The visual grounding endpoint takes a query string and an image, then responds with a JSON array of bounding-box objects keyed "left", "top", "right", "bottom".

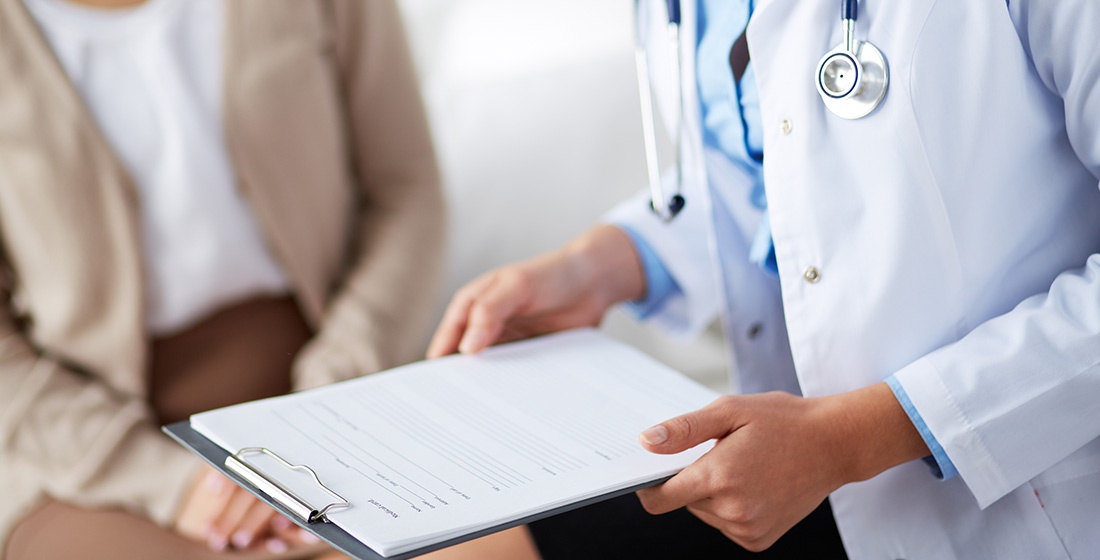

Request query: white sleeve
[
  {"left": 895, "top": 0, "right": 1100, "bottom": 509},
  {"left": 604, "top": 177, "right": 720, "bottom": 339}
]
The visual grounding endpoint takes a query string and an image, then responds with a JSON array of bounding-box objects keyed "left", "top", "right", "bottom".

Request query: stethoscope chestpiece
[
  {"left": 816, "top": 1, "right": 889, "bottom": 120},
  {"left": 816, "top": 42, "right": 888, "bottom": 120},
  {"left": 818, "top": 51, "right": 862, "bottom": 99}
]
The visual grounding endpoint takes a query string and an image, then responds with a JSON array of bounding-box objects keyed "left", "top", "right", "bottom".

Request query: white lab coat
[{"left": 611, "top": 0, "right": 1100, "bottom": 558}]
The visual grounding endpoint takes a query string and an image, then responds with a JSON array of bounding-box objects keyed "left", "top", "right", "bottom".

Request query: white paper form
[{"left": 190, "top": 329, "right": 719, "bottom": 557}]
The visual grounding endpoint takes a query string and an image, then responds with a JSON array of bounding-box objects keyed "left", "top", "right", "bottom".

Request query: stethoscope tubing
[
  {"left": 637, "top": 0, "right": 887, "bottom": 222},
  {"left": 842, "top": 0, "right": 857, "bottom": 21},
  {"left": 666, "top": 0, "right": 681, "bottom": 25},
  {"left": 635, "top": 0, "right": 686, "bottom": 222}
]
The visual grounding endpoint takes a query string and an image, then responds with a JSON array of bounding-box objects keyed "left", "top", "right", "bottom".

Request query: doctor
[{"left": 429, "top": 0, "right": 1100, "bottom": 558}]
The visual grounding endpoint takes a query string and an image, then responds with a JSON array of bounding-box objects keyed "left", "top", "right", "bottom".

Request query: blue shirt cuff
[
  {"left": 886, "top": 376, "right": 959, "bottom": 480},
  {"left": 616, "top": 225, "right": 682, "bottom": 319}
]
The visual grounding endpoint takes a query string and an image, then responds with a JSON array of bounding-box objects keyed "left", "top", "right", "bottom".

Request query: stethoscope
[
  {"left": 634, "top": 0, "right": 889, "bottom": 222},
  {"left": 633, "top": 0, "right": 686, "bottom": 222},
  {"left": 816, "top": 0, "right": 889, "bottom": 120}
]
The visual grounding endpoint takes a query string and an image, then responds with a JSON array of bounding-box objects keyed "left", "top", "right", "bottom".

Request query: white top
[{"left": 25, "top": 0, "right": 291, "bottom": 335}]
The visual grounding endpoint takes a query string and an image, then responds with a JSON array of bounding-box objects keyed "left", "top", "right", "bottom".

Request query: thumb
[{"left": 639, "top": 397, "right": 739, "bottom": 454}]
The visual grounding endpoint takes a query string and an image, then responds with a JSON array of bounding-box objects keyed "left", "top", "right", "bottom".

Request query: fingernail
[
  {"left": 231, "top": 530, "right": 253, "bottom": 549},
  {"left": 267, "top": 539, "right": 289, "bottom": 553},
  {"left": 207, "top": 533, "right": 228, "bottom": 552},
  {"left": 300, "top": 530, "right": 320, "bottom": 544},
  {"left": 640, "top": 425, "right": 668, "bottom": 445},
  {"left": 272, "top": 516, "right": 292, "bottom": 531}
]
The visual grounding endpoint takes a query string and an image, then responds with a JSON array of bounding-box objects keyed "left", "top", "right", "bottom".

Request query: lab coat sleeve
[
  {"left": 886, "top": 376, "right": 959, "bottom": 480},
  {"left": 604, "top": 183, "right": 720, "bottom": 339},
  {"left": 894, "top": 0, "right": 1100, "bottom": 509}
]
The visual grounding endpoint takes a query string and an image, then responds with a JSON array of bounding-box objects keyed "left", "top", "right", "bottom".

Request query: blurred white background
[{"left": 398, "top": 0, "right": 728, "bottom": 391}]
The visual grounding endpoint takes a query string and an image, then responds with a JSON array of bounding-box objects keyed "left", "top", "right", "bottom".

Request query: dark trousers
[{"left": 529, "top": 494, "right": 848, "bottom": 559}]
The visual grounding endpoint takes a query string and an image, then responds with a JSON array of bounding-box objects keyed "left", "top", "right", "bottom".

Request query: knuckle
[
  {"left": 636, "top": 493, "right": 662, "bottom": 515},
  {"left": 502, "top": 267, "right": 536, "bottom": 297},
  {"left": 456, "top": 279, "right": 487, "bottom": 302},
  {"left": 469, "top": 300, "right": 497, "bottom": 323},
  {"left": 698, "top": 464, "right": 734, "bottom": 495},
  {"left": 696, "top": 467, "right": 719, "bottom": 492},
  {"left": 715, "top": 395, "right": 736, "bottom": 407},
  {"left": 669, "top": 414, "right": 700, "bottom": 441},
  {"left": 714, "top": 395, "right": 738, "bottom": 415},
  {"left": 765, "top": 390, "right": 795, "bottom": 405},
  {"left": 446, "top": 297, "right": 476, "bottom": 321},
  {"left": 456, "top": 271, "right": 501, "bottom": 301}
]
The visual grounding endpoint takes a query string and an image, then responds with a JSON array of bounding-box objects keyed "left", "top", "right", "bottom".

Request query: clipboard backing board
[{"left": 164, "top": 421, "right": 671, "bottom": 559}]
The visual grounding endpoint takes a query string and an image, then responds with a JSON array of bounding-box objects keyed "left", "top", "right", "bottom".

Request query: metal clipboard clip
[{"left": 225, "top": 447, "right": 350, "bottom": 524}]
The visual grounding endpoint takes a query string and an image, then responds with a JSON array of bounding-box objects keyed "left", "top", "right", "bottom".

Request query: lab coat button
[
  {"left": 781, "top": 118, "right": 793, "bottom": 135},
  {"left": 802, "top": 266, "right": 821, "bottom": 283},
  {"left": 747, "top": 323, "right": 763, "bottom": 339}
]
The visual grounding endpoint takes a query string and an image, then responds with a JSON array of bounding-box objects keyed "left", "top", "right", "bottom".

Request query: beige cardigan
[{"left": 0, "top": 0, "right": 445, "bottom": 551}]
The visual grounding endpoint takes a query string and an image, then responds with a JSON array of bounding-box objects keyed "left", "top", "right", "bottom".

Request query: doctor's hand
[
  {"left": 635, "top": 383, "right": 930, "bottom": 552},
  {"left": 428, "top": 225, "right": 645, "bottom": 358}
]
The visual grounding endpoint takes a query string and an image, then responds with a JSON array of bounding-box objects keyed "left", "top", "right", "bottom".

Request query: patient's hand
[{"left": 174, "top": 466, "right": 321, "bottom": 553}]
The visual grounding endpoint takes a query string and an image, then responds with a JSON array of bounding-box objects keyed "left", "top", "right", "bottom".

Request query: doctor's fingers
[
  {"left": 428, "top": 273, "right": 500, "bottom": 358},
  {"left": 636, "top": 462, "right": 721, "bottom": 516},
  {"left": 459, "top": 268, "right": 544, "bottom": 354}
]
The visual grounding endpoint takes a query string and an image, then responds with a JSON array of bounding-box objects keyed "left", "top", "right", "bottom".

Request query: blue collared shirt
[{"left": 620, "top": 0, "right": 957, "bottom": 480}]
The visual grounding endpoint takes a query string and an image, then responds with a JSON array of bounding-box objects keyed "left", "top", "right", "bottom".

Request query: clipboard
[{"left": 164, "top": 421, "right": 671, "bottom": 559}]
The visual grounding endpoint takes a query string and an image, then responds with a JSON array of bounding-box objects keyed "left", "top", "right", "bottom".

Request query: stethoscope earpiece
[{"left": 815, "top": 1, "right": 889, "bottom": 120}]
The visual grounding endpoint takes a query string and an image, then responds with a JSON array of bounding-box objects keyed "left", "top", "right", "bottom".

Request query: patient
[{"left": 0, "top": 0, "right": 446, "bottom": 557}]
